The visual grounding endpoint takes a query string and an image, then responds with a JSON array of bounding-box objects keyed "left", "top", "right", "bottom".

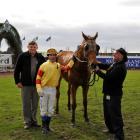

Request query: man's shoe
[
  {"left": 107, "top": 134, "right": 115, "bottom": 140},
  {"left": 102, "top": 128, "right": 109, "bottom": 133},
  {"left": 103, "top": 128, "right": 114, "bottom": 134},
  {"left": 47, "top": 127, "right": 54, "bottom": 132},
  {"left": 24, "top": 124, "right": 31, "bottom": 129}
]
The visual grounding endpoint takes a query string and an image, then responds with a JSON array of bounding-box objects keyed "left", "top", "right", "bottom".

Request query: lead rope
[
  {"left": 88, "top": 71, "right": 99, "bottom": 86},
  {"left": 88, "top": 69, "right": 103, "bottom": 119},
  {"left": 91, "top": 76, "right": 103, "bottom": 120}
]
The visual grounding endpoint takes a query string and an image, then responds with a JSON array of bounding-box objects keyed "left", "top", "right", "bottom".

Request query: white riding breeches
[{"left": 40, "top": 87, "right": 56, "bottom": 117}]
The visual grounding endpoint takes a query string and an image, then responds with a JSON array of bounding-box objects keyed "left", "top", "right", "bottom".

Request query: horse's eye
[
  {"left": 85, "top": 44, "right": 89, "bottom": 51},
  {"left": 96, "top": 44, "right": 100, "bottom": 55}
]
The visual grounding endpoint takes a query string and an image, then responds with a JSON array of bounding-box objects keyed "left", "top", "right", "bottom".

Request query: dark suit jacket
[
  {"left": 97, "top": 61, "right": 127, "bottom": 96},
  {"left": 14, "top": 51, "right": 46, "bottom": 86}
]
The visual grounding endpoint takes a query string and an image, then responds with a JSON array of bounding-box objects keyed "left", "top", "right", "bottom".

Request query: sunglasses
[{"left": 48, "top": 54, "right": 57, "bottom": 56}]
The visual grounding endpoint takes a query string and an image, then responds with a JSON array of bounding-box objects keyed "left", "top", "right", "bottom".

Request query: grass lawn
[{"left": 0, "top": 70, "right": 140, "bottom": 140}]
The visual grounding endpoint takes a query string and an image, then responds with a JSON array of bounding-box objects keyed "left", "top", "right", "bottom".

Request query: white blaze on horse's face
[{"left": 82, "top": 32, "right": 98, "bottom": 65}]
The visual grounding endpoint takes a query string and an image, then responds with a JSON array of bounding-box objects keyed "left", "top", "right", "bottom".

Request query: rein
[{"left": 88, "top": 70, "right": 99, "bottom": 86}]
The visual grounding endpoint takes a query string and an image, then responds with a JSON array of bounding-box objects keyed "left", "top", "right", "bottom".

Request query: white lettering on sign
[
  {"left": 127, "top": 59, "right": 140, "bottom": 68},
  {"left": 0, "top": 54, "right": 12, "bottom": 66}
]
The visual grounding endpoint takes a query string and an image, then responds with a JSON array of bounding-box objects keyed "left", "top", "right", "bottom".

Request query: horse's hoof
[
  {"left": 71, "top": 119, "right": 75, "bottom": 127},
  {"left": 85, "top": 118, "right": 89, "bottom": 122},
  {"left": 70, "top": 123, "right": 76, "bottom": 127},
  {"left": 54, "top": 111, "right": 59, "bottom": 116},
  {"left": 53, "top": 113, "right": 59, "bottom": 117}
]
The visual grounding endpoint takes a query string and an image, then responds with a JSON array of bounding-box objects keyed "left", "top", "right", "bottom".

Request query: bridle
[{"left": 72, "top": 44, "right": 88, "bottom": 63}]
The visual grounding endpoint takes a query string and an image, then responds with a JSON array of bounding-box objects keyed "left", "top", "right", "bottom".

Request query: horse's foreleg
[
  {"left": 55, "top": 78, "right": 61, "bottom": 114},
  {"left": 71, "top": 85, "right": 77, "bottom": 125},
  {"left": 82, "top": 86, "right": 89, "bottom": 122},
  {"left": 56, "top": 86, "right": 60, "bottom": 114},
  {"left": 67, "top": 83, "right": 71, "bottom": 111}
]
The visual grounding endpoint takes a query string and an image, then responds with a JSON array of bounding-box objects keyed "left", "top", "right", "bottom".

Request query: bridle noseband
[{"left": 73, "top": 54, "right": 87, "bottom": 63}]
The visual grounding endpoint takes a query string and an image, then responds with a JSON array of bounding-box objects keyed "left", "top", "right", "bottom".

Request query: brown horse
[{"left": 56, "top": 32, "right": 99, "bottom": 125}]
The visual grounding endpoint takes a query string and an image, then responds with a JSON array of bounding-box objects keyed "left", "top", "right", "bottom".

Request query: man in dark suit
[
  {"left": 95, "top": 48, "right": 128, "bottom": 140},
  {"left": 14, "top": 41, "right": 46, "bottom": 129}
]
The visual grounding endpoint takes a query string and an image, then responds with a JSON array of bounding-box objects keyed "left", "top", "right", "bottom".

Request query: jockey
[{"left": 36, "top": 48, "right": 61, "bottom": 134}]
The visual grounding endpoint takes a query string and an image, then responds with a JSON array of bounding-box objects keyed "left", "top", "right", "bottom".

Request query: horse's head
[
  {"left": 0, "top": 21, "right": 12, "bottom": 38},
  {"left": 0, "top": 20, "right": 22, "bottom": 49},
  {"left": 0, "top": 20, "right": 22, "bottom": 64},
  {"left": 75, "top": 32, "right": 99, "bottom": 66}
]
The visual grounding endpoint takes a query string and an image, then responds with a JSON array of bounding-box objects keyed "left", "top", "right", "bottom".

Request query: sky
[{"left": 0, "top": 0, "right": 140, "bottom": 53}]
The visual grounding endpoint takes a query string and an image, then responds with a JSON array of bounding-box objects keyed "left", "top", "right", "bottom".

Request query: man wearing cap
[
  {"left": 36, "top": 48, "right": 61, "bottom": 134},
  {"left": 14, "top": 41, "right": 46, "bottom": 129},
  {"left": 95, "top": 48, "right": 128, "bottom": 140}
]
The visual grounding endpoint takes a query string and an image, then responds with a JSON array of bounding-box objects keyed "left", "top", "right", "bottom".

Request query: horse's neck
[{"left": 73, "top": 58, "right": 88, "bottom": 73}]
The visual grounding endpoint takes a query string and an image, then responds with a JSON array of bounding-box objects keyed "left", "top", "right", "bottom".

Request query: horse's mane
[{"left": 74, "top": 45, "right": 85, "bottom": 59}]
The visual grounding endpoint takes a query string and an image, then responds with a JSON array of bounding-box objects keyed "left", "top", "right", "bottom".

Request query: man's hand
[
  {"left": 17, "top": 83, "right": 23, "bottom": 88},
  {"left": 95, "top": 65, "right": 100, "bottom": 72},
  {"left": 61, "top": 65, "right": 70, "bottom": 73},
  {"left": 38, "top": 90, "right": 44, "bottom": 97}
]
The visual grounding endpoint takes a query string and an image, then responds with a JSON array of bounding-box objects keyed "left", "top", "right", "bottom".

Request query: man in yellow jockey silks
[{"left": 36, "top": 48, "right": 61, "bottom": 134}]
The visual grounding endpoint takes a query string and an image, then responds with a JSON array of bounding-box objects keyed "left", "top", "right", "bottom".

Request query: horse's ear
[
  {"left": 93, "top": 32, "right": 98, "bottom": 40},
  {"left": 82, "top": 32, "right": 88, "bottom": 40}
]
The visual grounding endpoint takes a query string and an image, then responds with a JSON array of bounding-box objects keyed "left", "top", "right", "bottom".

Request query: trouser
[
  {"left": 40, "top": 87, "right": 56, "bottom": 117},
  {"left": 103, "top": 94, "right": 124, "bottom": 140},
  {"left": 21, "top": 86, "right": 39, "bottom": 124}
]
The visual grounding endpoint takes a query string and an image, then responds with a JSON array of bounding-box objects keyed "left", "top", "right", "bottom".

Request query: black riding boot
[
  {"left": 46, "top": 116, "right": 51, "bottom": 131},
  {"left": 42, "top": 120, "right": 48, "bottom": 134}
]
